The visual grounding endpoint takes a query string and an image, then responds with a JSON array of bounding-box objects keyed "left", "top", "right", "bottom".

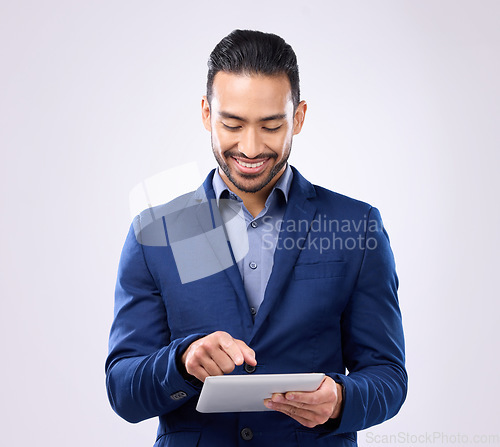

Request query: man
[{"left": 106, "top": 29, "right": 407, "bottom": 446}]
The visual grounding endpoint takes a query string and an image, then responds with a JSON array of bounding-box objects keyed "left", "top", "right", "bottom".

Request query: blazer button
[
  {"left": 244, "top": 363, "right": 256, "bottom": 374},
  {"left": 240, "top": 427, "right": 253, "bottom": 441},
  {"left": 169, "top": 391, "right": 187, "bottom": 401}
]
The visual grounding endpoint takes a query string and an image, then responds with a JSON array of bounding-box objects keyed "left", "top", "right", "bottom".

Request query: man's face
[{"left": 202, "top": 72, "right": 306, "bottom": 193}]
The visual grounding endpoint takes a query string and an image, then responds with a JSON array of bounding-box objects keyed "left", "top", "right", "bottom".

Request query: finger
[
  {"left": 234, "top": 339, "right": 257, "bottom": 366},
  {"left": 264, "top": 400, "right": 315, "bottom": 424},
  {"left": 184, "top": 342, "right": 223, "bottom": 377},
  {"left": 283, "top": 377, "right": 334, "bottom": 405},
  {"left": 217, "top": 333, "right": 246, "bottom": 365},
  {"left": 284, "top": 412, "right": 317, "bottom": 429},
  {"left": 271, "top": 393, "right": 310, "bottom": 410},
  {"left": 209, "top": 347, "right": 238, "bottom": 374},
  {"left": 186, "top": 364, "right": 211, "bottom": 383},
  {"left": 283, "top": 390, "right": 327, "bottom": 406},
  {"left": 264, "top": 400, "right": 327, "bottom": 428},
  {"left": 269, "top": 392, "right": 335, "bottom": 421},
  {"left": 201, "top": 359, "right": 226, "bottom": 377},
  {"left": 185, "top": 352, "right": 222, "bottom": 377}
]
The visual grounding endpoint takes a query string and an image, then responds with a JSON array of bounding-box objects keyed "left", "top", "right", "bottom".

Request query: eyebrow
[{"left": 218, "top": 111, "right": 287, "bottom": 122}]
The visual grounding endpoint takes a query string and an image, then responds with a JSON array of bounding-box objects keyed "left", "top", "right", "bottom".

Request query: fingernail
[{"left": 287, "top": 393, "right": 294, "bottom": 400}]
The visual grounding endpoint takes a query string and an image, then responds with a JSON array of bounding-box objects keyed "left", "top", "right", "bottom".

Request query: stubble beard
[{"left": 212, "top": 140, "right": 292, "bottom": 194}]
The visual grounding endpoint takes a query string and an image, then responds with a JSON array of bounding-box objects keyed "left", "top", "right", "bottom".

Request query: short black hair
[{"left": 207, "top": 29, "right": 300, "bottom": 109}]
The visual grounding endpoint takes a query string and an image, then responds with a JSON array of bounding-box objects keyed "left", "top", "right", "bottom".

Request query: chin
[{"left": 230, "top": 171, "right": 275, "bottom": 194}]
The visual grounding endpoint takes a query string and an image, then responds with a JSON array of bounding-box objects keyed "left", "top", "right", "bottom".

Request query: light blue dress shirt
[{"left": 212, "top": 164, "right": 293, "bottom": 318}]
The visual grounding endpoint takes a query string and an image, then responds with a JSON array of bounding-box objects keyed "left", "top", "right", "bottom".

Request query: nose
[{"left": 239, "top": 128, "right": 262, "bottom": 159}]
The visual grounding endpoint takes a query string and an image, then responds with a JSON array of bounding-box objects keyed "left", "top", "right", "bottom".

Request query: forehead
[{"left": 211, "top": 72, "right": 293, "bottom": 117}]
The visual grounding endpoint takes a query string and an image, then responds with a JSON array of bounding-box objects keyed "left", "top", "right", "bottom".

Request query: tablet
[{"left": 196, "top": 373, "right": 325, "bottom": 413}]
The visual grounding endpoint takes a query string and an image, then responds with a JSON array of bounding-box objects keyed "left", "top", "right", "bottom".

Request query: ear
[
  {"left": 292, "top": 100, "right": 307, "bottom": 135},
  {"left": 201, "top": 96, "right": 212, "bottom": 132}
]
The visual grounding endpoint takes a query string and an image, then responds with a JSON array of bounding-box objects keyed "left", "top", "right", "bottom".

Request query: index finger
[
  {"left": 218, "top": 333, "right": 246, "bottom": 365},
  {"left": 234, "top": 339, "right": 256, "bottom": 366}
]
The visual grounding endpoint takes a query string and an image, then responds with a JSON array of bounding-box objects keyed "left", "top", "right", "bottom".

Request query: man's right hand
[{"left": 181, "top": 331, "right": 257, "bottom": 382}]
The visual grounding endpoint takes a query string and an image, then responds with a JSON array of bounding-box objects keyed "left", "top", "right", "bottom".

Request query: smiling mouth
[
  {"left": 225, "top": 153, "right": 276, "bottom": 178},
  {"left": 231, "top": 156, "right": 270, "bottom": 175},
  {"left": 234, "top": 158, "right": 266, "bottom": 168}
]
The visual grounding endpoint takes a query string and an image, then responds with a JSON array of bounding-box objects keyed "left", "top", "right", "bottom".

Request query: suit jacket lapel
[
  {"left": 251, "top": 167, "right": 317, "bottom": 340},
  {"left": 195, "top": 170, "right": 251, "bottom": 327}
]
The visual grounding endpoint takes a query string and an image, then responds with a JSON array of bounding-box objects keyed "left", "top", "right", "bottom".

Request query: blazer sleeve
[
  {"left": 105, "top": 219, "right": 206, "bottom": 423},
  {"left": 328, "top": 206, "right": 408, "bottom": 433}
]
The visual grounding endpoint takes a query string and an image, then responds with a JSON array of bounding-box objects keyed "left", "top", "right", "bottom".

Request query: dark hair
[{"left": 207, "top": 29, "right": 300, "bottom": 109}]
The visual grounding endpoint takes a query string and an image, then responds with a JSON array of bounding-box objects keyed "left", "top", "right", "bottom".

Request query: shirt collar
[{"left": 212, "top": 164, "right": 293, "bottom": 207}]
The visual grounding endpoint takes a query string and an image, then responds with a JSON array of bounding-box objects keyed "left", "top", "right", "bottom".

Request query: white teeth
[{"left": 236, "top": 159, "right": 265, "bottom": 168}]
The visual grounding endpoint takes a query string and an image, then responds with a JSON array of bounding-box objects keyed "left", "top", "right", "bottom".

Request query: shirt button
[
  {"left": 250, "top": 307, "right": 257, "bottom": 316},
  {"left": 244, "top": 363, "right": 256, "bottom": 374},
  {"left": 250, "top": 221, "right": 258, "bottom": 228},
  {"left": 240, "top": 427, "right": 254, "bottom": 441},
  {"left": 249, "top": 262, "right": 257, "bottom": 269}
]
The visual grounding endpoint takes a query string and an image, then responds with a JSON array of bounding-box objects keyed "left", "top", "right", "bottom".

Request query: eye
[
  {"left": 222, "top": 123, "right": 241, "bottom": 131},
  {"left": 263, "top": 125, "right": 282, "bottom": 132}
]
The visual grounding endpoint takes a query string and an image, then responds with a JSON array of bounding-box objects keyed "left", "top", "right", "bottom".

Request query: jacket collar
[{"left": 199, "top": 165, "right": 316, "bottom": 204}]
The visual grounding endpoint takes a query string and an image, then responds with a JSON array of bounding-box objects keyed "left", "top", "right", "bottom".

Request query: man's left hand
[{"left": 263, "top": 376, "right": 343, "bottom": 428}]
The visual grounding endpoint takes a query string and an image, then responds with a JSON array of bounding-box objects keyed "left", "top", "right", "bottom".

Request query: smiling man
[{"left": 106, "top": 30, "right": 407, "bottom": 446}]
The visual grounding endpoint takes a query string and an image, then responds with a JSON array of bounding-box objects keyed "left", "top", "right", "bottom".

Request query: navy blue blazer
[{"left": 106, "top": 166, "right": 407, "bottom": 446}]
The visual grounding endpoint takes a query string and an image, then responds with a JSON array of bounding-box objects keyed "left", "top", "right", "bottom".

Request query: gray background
[{"left": 1, "top": 0, "right": 499, "bottom": 445}]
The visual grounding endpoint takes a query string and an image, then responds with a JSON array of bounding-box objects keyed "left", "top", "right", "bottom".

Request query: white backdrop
[{"left": 1, "top": 1, "right": 499, "bottom": 446}]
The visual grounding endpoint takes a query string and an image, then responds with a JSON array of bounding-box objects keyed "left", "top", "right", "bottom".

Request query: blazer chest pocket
[{"left": 293, "top": 261, "right": 346, "bottom": 280}]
